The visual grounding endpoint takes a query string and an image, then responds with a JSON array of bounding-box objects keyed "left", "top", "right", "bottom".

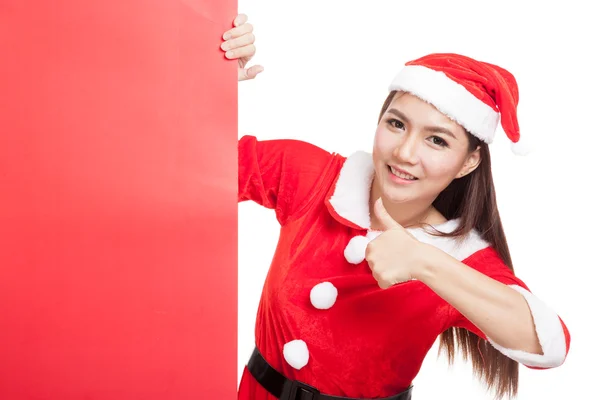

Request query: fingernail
[
  {"left": 225, "top": 51, "right": 234, "bottom": 58},
  {"left": 223, "top": 33, "right": 231, "bottom": 40},
  {"left": 221, "top": 42, "right": 228, "bottom": 51}
]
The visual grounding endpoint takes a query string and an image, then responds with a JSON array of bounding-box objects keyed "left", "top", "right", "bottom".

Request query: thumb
[
  {"left": 246, "top": 65, "right": 264, "bottom": 79},
  {"left": 374, "top": 198, "right": 400, "bottom": 230},
  {"left": 239, "top": 65, "right": 264, "bottom": 81}
]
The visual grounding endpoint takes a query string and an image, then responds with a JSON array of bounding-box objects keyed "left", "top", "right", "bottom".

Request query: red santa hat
[{"left": 388, "top": 53, "right": 531, "bottom": 155}]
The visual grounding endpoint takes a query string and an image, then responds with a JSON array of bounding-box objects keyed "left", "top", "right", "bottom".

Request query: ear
[{"left": 456, "top": 145, "right": 481, "bottom": 179}]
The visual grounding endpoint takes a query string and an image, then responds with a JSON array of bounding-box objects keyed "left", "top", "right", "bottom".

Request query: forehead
[{"left": 389, "top": 92, "right": 463, "bottom": 130}]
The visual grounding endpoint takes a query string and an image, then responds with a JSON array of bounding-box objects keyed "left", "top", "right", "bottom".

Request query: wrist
[{"left": 413, "top": 243, "right": 446, "bottom": 283}]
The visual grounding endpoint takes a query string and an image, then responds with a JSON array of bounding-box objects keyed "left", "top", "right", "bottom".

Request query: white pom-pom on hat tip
[
  {"left": 344, "top": 235, "right": 370, "bottom": 264},
  {"left": 510, "top": 137, "right": 534, "bottom": 156},
  {"left": 283, "top": 340, "right": 309, "bottom": 370},
  {"left": 310, "top": 282, "right": 338, "bottom": 310}
]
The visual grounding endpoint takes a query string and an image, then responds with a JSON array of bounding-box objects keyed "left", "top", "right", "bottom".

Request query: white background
[{"left": 237, "top": 1, "right": 599, "bottom": 398}]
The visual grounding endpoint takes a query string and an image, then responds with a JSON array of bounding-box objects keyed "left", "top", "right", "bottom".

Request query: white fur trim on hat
[
  {"left": 388, "top": 65, "right": 499, "bottom": 143},
  {"left": 310, "top": 282, "right": 338, "bottom": 310},
  {"left": 283, "top": 340, "right": 310, "bottom": 370}
]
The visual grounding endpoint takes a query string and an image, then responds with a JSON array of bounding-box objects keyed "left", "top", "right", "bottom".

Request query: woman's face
[{"left": 372, "top": 92, "right": 481, "bottom": 205}]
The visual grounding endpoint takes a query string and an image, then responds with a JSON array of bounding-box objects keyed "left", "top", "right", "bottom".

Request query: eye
[
  {"left": 386, "top": 118, "right": 405, "bottom": 130},
  {"left": 428, "top": 136, "right": 448, "bottom": 147}
]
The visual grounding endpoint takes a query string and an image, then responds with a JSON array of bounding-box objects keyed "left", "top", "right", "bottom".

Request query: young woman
[{"left": 223, "top": 14, "right": 570, "bottom": 400}]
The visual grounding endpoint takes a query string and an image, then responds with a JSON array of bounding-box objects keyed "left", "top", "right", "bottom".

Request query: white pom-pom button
[
  {"left": 283, "top": 340, "right": 309, "bottom": 370},
  {"left": 344, "top": 235, "right": 369, "bottom": 264},
  {"left": 310, "top": 282, "right": 338, "bottom": 309}
]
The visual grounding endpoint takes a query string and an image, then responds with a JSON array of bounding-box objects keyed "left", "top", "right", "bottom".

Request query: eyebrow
[{"left": 386, "top": 108, "right": 458, "bottom": 140}]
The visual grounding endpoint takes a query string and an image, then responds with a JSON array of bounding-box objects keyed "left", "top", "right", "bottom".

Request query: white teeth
[{"left": 390, "top": 167, "right": 416, "bottom": 180}]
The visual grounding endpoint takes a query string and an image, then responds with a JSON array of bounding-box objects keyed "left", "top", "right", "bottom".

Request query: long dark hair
[{"left": 378, "top": 91, "right": 518, "bottom": 399}]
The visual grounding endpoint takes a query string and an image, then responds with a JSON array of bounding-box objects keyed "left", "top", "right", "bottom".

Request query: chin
[{"left": 381, "top": 185, "right": 416, "bottom": 204}]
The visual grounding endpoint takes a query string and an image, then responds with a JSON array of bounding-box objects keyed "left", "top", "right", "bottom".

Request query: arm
[
  {"left": 238, "top": 135, "right": 335, "bottom": 225},
  {"left": 230, "top": 19, "right": 335, "bottom": 223},
  {"left": 431, "top": 247, "right": 570, "bottom": 369},
  {"left": 367, "top": 198, "right": 570, "bottom": 369},
  {"left": 419, "top": 248, "right": 543, "bottom": 353}
]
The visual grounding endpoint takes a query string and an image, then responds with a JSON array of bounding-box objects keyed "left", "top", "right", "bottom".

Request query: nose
[{"left": 393, "top": 132, "right": 419, "bottom": 164}]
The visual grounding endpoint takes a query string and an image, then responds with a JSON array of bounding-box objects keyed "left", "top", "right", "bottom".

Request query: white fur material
[
  {"left": 344, "top": 235, "right": 370, "bottom": 264},
  {"left": 406, "top": 219, "right": 490, "bottom": 261},
  {"left": 388, "top": 65, "right": 499, "bottom": 144},
  {"left": 366, "top": 230, "right": 382, "bottom": 241},
  {"left": 348, "top": 223, "right": 488, "bottom": 263},
  {"left": 487, "top": 285, "right": 567, "bottom": 368},
  {"left": 310, "top": 282, "right": 338, "bottom": 310},
  {"left": 328, "top": 151, "right": 373, "bottom": 229},
  {"left": 283, "top": 340, "right": 310, "bottom": 370},
  {"left": 510, "top": 137, "right": 534, "bottom": 156}
]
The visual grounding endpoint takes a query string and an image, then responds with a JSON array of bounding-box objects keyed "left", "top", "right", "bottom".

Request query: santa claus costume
[{"left": 237, "top": 54, "right": 570, "bottom": 400}]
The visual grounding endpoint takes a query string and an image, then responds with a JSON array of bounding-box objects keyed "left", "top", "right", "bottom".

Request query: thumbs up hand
[{"left": 366, "top": 198, "right": 431, "bottom": 289}]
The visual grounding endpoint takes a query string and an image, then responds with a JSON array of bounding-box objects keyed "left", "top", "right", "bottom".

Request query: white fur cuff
[{"left": 487, "top": 285, "right": 567, "bottom": 368}]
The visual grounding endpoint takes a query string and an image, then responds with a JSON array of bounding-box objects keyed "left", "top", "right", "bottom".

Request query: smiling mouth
[{"left": 388, "top": 165, "right": 418, "bottom": 181}]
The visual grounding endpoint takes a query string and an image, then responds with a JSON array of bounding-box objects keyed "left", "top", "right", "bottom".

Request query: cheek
[
  {"left": 372, "top": 127, "right": 396, "bottom": 160},
  {"left": 422, "top": 155, "right": 463, "bottom": 181}
]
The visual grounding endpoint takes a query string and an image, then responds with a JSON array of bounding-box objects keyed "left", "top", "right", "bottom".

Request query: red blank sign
[{"left": 0, "top": 1, "right": 237, "bottom": 399}]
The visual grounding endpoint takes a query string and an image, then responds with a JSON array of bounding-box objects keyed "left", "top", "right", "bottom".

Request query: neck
[{"left": 369, "top": 177, "right": 446, "bottom": 230}]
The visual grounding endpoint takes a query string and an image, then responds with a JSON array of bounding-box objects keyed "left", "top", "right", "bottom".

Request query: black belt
[{"left": 247, "top": 347, "right": 413, "bottom": 400}]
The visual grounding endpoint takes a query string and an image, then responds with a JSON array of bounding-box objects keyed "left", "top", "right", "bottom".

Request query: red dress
[{"left": 237, "top": 135, "right": 570, "bottom": 399}]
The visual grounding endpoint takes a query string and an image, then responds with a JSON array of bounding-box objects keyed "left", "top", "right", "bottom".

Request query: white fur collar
[
  {"left": 326, "top": 151, "right": 490, "bottom": 260},
  {"left": 327, "top": 151, "right": 374, "bottom": 230}
]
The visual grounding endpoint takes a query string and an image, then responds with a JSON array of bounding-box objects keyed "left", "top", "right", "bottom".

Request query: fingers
[
  {"left": 222, "top": 16, "right": 256, "bottom": 60},
  {"left": 221, "top": 33, "right": 256, "bottom": 54},
  {"left": 223, "top": 19, "right": 253, "bottom": 41},
  {"left": 233, "top": 13, "right": 248, "bottom": 27},
  {"left": 225, "top": 44, "right": 256, "bottom": 60},
  {"left": 225, "top": 14, "right": 263, "bottom": 81},
  {"left": 371, "top": 268, "right": 394, "bottom": 289}
]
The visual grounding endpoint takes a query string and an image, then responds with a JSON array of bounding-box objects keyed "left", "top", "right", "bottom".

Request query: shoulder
[
  {"left": 461, "top": 244, "right": 528, "bottom": 287},
  {"left": 238, "top": 135, "right": 347, "bottom": 223},
  {"left": 239, "top": 134, "right": 335, "bottom": 162}
]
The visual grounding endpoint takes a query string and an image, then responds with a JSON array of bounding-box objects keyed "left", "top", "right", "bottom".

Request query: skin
[
  {"left": 227, "top": 15, "right": 543, "bottom": 355},
  {"left": 369, "top": 91, "right": 481, "bottom": 230},
  {"left": 221, "top": 14, "right": 263, "bottom": 81}
]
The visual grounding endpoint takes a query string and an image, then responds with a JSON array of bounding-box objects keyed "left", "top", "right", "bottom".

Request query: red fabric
[
  {"left": 238, "top": 136, "right": 336, "bottom": 225},
  {"left": 406, "top": 53, "right": 521, "bottom": 143},
  {"left": 0, "top": 2, "right": 237, "bottom": 399},
  {"left": 237, "top": 136, "right": 569, "bottom": 399}
]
